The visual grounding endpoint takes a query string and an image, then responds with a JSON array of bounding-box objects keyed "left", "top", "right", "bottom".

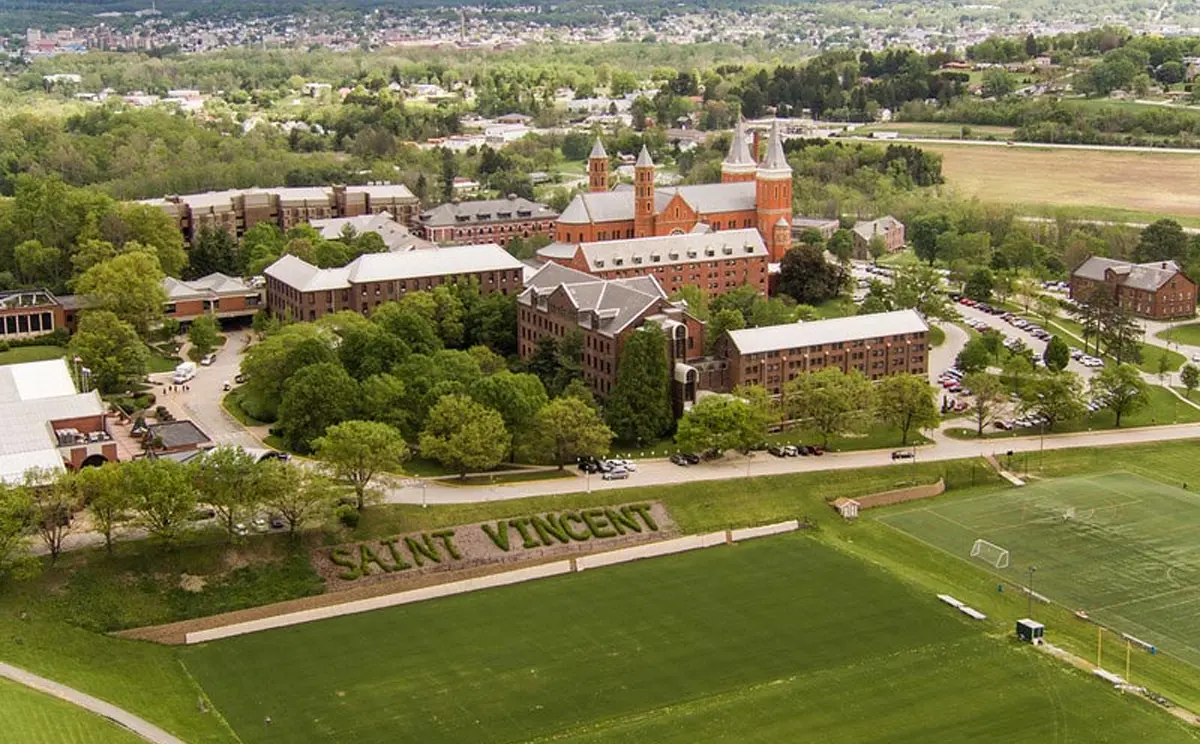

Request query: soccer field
[
  {"left": 180, "top": 533, "right": 1195, "bottom": 743},
  {"left": 878, "top": 472, "right": 1200, "bottom": 669},
  {"left": 0, "top": 678, "right": 142, "bottom": 744}
]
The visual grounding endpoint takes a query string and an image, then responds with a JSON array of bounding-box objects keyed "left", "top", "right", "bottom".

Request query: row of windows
[
  {"left": 743, "top": 336, "right": 924, "bottom": 361},
  {"left": 0, "top": 311, "right": 54, "bottom": 336}
]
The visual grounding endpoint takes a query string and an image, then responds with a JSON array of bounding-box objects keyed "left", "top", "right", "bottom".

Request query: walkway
[{"left": 0, "top": 662, "right": 185, "bottom": 744}]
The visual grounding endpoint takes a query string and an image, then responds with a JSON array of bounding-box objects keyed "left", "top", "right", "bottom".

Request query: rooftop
[
  {"left": 519, "top": 262, "right": 672, "bottom": 338},
  {"left": 568, "top": 228, "right": 767, "bottom": 272},
  {"left": 1073, "top": 256, "right": 1188, "bottom": 292},
  {"left": 726, "top": 309, "right": 929, "bottom": 355},
  {"left": 557, "top": 182, "right": 756, "bottom": 225},
  {"left": 418, "top": 196, "right": 557, "bottom": 228},
  {"left": 310, "top": 212, "right": 434, "bottom": 252},
  {"left": 265, "top": 243, "right": 525, "bottom": 292},
  {"left": 0, "top": 359, "right": 104, "bottom": 485}
]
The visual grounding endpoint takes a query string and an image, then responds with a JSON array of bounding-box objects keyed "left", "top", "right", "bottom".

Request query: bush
[
  {"left": 337, "top": 506, "right": 360, "bottom": 529},
  {"left": 0, "top": 340, "right": 8, "bottom": 353}
]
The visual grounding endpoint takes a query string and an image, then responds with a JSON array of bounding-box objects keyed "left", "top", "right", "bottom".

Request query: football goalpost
[{"left": 970, "top": 539, "right": 1010, "bottom": 569}]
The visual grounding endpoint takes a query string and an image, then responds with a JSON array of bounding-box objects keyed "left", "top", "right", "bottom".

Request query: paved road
[
  {"left": 1018, "top": 215, "right": 1200, "bottom": 236},
  {"left": 151, "top": 333, "right": 262, "bottom": 450},
  {"left": 0, "top": 662, "right": 185, "bottom": 744},
  {"left": 838, "top": 135, "right": 1200, "bottom": 156}
]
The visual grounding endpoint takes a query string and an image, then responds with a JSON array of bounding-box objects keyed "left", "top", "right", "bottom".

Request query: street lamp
[
  {"left": 1037, "top": 392, "right": 1046, "bottom": 472},
  {"left": 1027, "top": 565, "right": 1038, "bottom": 618},
  {"left": 421, "top": 481, "right": 427, "bottom": 509}
]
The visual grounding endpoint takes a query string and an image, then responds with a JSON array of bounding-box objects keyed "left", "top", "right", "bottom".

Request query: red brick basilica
[{"left": 548, "top": 119, "right": 794, "bottom": 263}]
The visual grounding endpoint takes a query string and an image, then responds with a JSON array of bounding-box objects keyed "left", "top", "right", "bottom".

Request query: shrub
[
  {"left": 0, "top": 340, "right": 8, "bottom": 353},
  {"left": 337, "top": 506, "right": 360, "bottom": 529}
]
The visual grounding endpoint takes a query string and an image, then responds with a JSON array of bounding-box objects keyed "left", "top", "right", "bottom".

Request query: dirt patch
[{"left": 178, "top": 574, "right": 206, "bottom": 593}]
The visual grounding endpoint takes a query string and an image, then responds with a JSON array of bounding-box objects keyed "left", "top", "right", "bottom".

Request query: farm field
[
  {"left": 179, "top": 533, "right": 1195, "bottom": 743},
  {"left": 0, "top": 678, "right": 142, "bottom": 744},
  {"left": 923, "top": 142, "right": 1200, "bottom": 221},
  {"left": 878, "top": 472, "right": 1200, "bottom": 670}
]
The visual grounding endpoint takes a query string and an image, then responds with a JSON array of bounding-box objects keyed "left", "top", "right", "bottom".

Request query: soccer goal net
[{"left": 970, "top": 539, "right": 1010, "bottom": 569}]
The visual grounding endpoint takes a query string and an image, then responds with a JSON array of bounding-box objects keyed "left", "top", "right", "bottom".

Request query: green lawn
[
  {"left": 146, "top": 350, "right": 183, "bottom": 374},
  {"left": 810, "top": 294, "right": 858, "bottom": 319},
  {"left": 180, "top": 532, "right": 1194, "bottom": 743},
  {"left": 0, "top": 344, "right": 66, "bottom": 365},
  {"left": 222, "top": 389, "right": 269, "bottom": 427},
  {"left": 610, "top": 423, "right": 928, "bottom": 460},
  {"left": 1158, "top": 323, "right": 1200, "bottom": 347},
  {"left": 929, "top": 324, "right": 946, "bottom": 347},
  {"left": 0, "top": 677, "right": 144, "bottom": 744},
  {"left": 878, "top": 472, "right": 1200, "bottom": 670}
]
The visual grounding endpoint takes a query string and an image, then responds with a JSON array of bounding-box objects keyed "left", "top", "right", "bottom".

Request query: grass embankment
[
  {"left": 810, "top": 295, "right": 858, "bottom": 319},
  {"left": 179, "top": 531, "right": 1195, "bottom": 744},
  {"left": 929, "top": 324, "right": 946, "bottom": 347},
  {"left": 0, "top": 345, "right": 66, "bottom": 366},
  {"left": 0, "top": 677, "right": 144, "bottom": 744}
]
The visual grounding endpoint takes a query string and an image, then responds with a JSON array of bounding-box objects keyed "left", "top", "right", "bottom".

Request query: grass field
[
  {"left": 0, "top": 678, "right": 144, "bottom": 744},
  {"left": 1158, "top": 323, "right": 1200, "bottom": 347},
  {"left": 878, "top": 472, "right": 1200, "bottom": 670},
  {"left": 923, "top": 142, "right": 1200, "bottom": 220},
  {"left": 179, "top": 533, "right": 1195, "bottom": 743},
  {"left": 0, "top": 345, "right": 66, "bottom": 366}
]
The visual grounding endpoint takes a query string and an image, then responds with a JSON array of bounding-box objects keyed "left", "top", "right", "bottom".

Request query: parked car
[
  {"left": 258, "top": 450, "right": 291, "bottom": 463},
  {"left": 891, "top": 450, "right": 915, "bottom": 460},
  {"left": 768, "top": 446, "right": 787, "bottom": 458},
  {"left": 234, "top": 373, "right": 247, "bottom": 384},
  {"left": 669, "top": 454, "right": 690, "bottom": 466},
  {"left": 200, "top": 353, "right": 216, "bottom": 366},
  {"left": 268, "top": 514, "right": 285, "bottom": 530},
  {"left": 602, "top": 467, "right": 630, "bottom": 481},
  {"left": 682, "top": 453, "right": 701, "bottom": 465},
  {"left": 781, "top": 445, "right": 799, "bottom": 457}
]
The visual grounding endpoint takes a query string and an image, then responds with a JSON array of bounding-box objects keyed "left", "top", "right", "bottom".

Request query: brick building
[
  {"left": 540, "top": 228, "right": 769, "bottom": 297},
  {"left": 162, "top": 273, "right": 265, "bottom": 322},
  {"left": 1070, "top": 257, "right": 1196, "bottom": 320},
  {"left": 517, "top": 262, "right": 704, "bottom": 411},
  {"left": 851, "top": 216, "right": 906, "bottom": 257},
  {"left": 414, "top": 195, "right": 558, "bottom": 247},
  {"left": 0, "top": 289, "right": 67, "bottom": 340},
  {"left": 142, "top": 183, "right": 421, "bottom": 243},
  {"left": 548, "top": 119, "right": 794, "bottom": 263},
  {"left": 710, "top": 309, "right": 930, "bottom": 395},
  {"left": 264, "top": 244, "right": 525, "bottom": 322}
]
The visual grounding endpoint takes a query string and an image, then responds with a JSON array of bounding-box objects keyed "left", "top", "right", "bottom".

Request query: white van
[{"left": 172, "top": 361, "right": 197, "bottom": 384}]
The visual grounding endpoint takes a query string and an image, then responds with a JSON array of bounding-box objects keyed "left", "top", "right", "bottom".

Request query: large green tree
[
  {"left": 255, "top": 460, "right": 338, "bottom": 535},
  {"left": 675, "top": 395, "right": 770, "bottom": 455},
  {"left": 69, "top": 310, "right": 149, "bottom": 393},
  {"left": 239, "top": 323, "right": 336, "bottom": 421},
  {"left": 875, "top": 374, "right": 938, "bottom": 445},
  {"left": 1090, "top": 363, "right": 1150, "bottom": 427},
  {"left": 606, "top": 323, "right": 674, "bottom": 444},
  {"left": 315, "top": 420, "right": 409, "bottom": 510},
  {"left": 1022, "top": 371, "right": 1086, "bottom": 431},
  {"left": 784, "top": 368, "right": 875, "bottom": 446},
  {"left": 75, "top": 462, "right": 128, "bottom": 555},
  {"left": 419, "top": 395, "right": 510, "bottom": 479},
  {"left": 188, "top": 314, "right": 221, "bottom": 358},
  {"left": 530, "top": 397, "right": 614, "bottom": 469},
  {"left": 964, "top": 372, "right": 1006, "bottom": 436},
  {"left": 121, "top": 458, "right": 197, "bottom": 546},
  {"left": 278, "top": 362, "right": 360, "bottom": 452},
  {"left": 192, "top": 445, "right": 259, "bottom": 541},
  {"left": 73, "top": 250, "right": 167, "bottom": 336},
  {"left": 1043, "top": 335, "right": 1071, "bottom": 372},
  {"left": 777, "top": 244, "right": 846, "bottom": 305},
  {"left": 0, "top": 481, "right": 36, "bottom": 585}
]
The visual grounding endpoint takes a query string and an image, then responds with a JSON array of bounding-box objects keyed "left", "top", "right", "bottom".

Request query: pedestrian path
[{"left": 0, "top": 662, "right": 185, "bottom": 744}]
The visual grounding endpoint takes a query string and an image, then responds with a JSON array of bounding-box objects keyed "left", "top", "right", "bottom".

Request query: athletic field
[
  {"left": 878, "top": 472, "right": 1200, "bottom": 669},
  {"left": 0, "top": 677, "right": 141, "bottom": 744},
  {"left": 180, "top": 533, "right": 1194, "bottom": 743}
]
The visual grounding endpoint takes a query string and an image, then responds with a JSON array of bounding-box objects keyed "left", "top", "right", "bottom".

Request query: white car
[
  {"left": 1192, "top": 353, "right": 1200, "bottom": 364},
  {"left": 607, "top": 459, "right": 638, "bottom": 472},
  {"left": 200, "top": 353, "right": 216, "bottom": 366}
]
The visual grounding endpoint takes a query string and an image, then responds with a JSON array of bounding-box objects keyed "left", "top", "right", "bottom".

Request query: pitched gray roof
[
  {"left": 310, "top": 212, "right": 434, "bottom": 252},
  {"left": 265, "top": 244, "right": 524, "bottom": 292},
  {"left": 727, "top": 309, "right": 929, "bottom": 355},
  {"left": 577, "top": 229, "right": 767, "bottom": 272},
  {"left": 636, "top": 145, "right": 654, "bottom": 167},
  {"left": 163, "top": 273, "right": 257, "bottom": 301},
  {"left": 418, "top": 197, "right": 557, "bottom": 228},
  {"left": 590, "top": 138, "right": 608, "bottom": 159},
  {"left": 1073, "top": 256, "right": 1186, "bottom": 291},
  {"left": 557, "top": 182, "right": 756, "bottom": 225},
  {"left": 519, "top": 262, "right": 671, "bottom": 338},
  {"left": 851, "top": 215, "right": 903, "bottom": 242},
  {"left": 759, "top": 119, "right": 791, "bottom": 175}
]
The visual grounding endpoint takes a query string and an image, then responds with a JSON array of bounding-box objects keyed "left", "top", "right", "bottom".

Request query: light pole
[
  {"left": 1037, "top": 392, "right": 1046, "bottom": 472},
  {"left": 1027, "top": 565, "right": 1037, "bottom": 618},
  {"left": 421, "top": 481, "right": 427, "bottom": 508}
]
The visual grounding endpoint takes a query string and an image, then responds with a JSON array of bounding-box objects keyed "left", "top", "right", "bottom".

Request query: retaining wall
[
  {"left": 854, "top": 479, "right": 945, "bottom": 510},
  {"left": 184, "top": 520, "right": 802, "bottom": 645}
]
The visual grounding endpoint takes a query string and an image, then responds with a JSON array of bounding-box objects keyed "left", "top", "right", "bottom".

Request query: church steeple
[
  {"left": 634, "top": 145, "right": 656, "bottom": 238},
  {"left": 587, "top": 138, "right": 609, "bottom": 193},
  {"left": 755, "top": 120, "right": 793, "bottom": 263},
  {"left": 721, "top": 118, "right": 756, "bottom": 183}
]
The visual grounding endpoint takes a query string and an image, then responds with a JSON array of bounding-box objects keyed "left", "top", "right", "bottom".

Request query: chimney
[{"left": 751, "top": 130, "right": 761, "bottom": 162}]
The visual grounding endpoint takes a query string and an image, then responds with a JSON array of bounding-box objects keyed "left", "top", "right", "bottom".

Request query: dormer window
[
  {"left": 614, "top": 258, "right": 624, "bottom": 266},
  {"left": 744, "top": 244, "right": 754, "bottom": 253},
  {"left": 633, "top": 256, "right": 643, "bottom": 264},
  {"left": 595, "top": 259, "right": 605, "bottom": 268},
  {"left": 651, "top": 254, "right": 661, "bottom": 262},
  {"left": 705, "top": 248, "right": 715, "bottom": 257},
  {"left": 687, "top": 250, "right": 697, "bottom": 258},
  {"left": 669, "top": 252, "right": 679, "bottom": 260},
  {"left": 723, "top": 246, "right": 733, "bottom": 255}
]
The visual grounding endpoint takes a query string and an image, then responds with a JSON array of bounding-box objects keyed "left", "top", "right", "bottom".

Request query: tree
[
  {"left": 778, "top": 244, "right": 846, "bottom": 305},
  {"left": 1023, "top": 371, "right": 1086, "bottom": 431},
  {"left": 188, "top": 314, "right": 221, "bottom": 358},
  {"left": 875, "top": 374, "right": 938, "bottom": 445},
  {"left": 964, "top": 372, "right": 1005, "bottom": 436},
  {"left": 963, "top": 268, "right": 994, "bottom": 302},
  {"left": 784, "top": 368, "right": 875, "bottom": 447},
  {"left": 471, "top": 371, "right": 548, "bottom": 451},
  {"left": 192, "top": 446, "right": 258, "bottom": 542},
  {"left": 255, "top": 460, "right": 337, "bottom": 536},
  {"left": 76, "top": 462, "right": 127, "bottom": 556},
  {"left": 981, "top": 68, "right": 1016, "bottom": 98},
  {"left": 530, "top": 397, "right": 614, "bottom": 469},
  {"left": 1090, "top": 363, "right": 1150, "bottom": 427},
  {"left": 606, "top": 324, "right": 674, "bottom": 444},
  {"left": 315, "top": 420, "right": 409, "bottom": 510},
  {"left": 359, "top": 373, "right": 409, "bottom": 433},
  {"left": 188, "top": 226, "right": 241, "bottom": 278},
  {"left": 239, "top": 324, "right": 336, "bottom": 421},
  {"left": 0, "top": 482, "right": 35, "bottom": 585},
  {"left": 1002, "top": 353, "right": 1035, "bottom": 396},
  {"left": 956, "top": 337, "right": 992, "bottom": 374},
  {"left": 675, "top": 394, "right": 771, "bottom": 455},
  {"left": 69, "top": 311, "right": 148, "bottom": 393},
  {"left": 706, "top": 307, "right": 746, "bottom": 353},
  {"left": 278, "top": 362, "right": 360, "bottom": 453},
  {"left": 909, "top": 213, "right": 950, "bottom": 265},
  {"left": 1156, "top": 349, "right": 1172, "bottom": 387},
  {"left": 827, "top": 229, "right": 855, "bottom": 263},
  {"left": 1182, "top": 363, "right": 1200, "bottom": 399},
  {"left": 1043, "top": 335, "right": 1071, "bottom": 372},
  {"left": 73, "top": 251, "right": 166, "bottom": 336},
  {"left": 121, "top": 458, "right": 196, "bottom": 545},
  {"left": 1035, "top": 295, "right": 1059, "bottom": 328},
  {"left": 1136, "top": 219, "right": 1190, "bottom": 263},
  {"left": 419, "top": 395, "right": 511, "bottom": 479},
  {"left": 26, "top": 469, "right": 81, "bottom": 564},
  {"left": 113, "top": 203, "right": 188, "bottom": 278},
  {"left": 372, "top": 299, "right": 442, "bottom": 356}
]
